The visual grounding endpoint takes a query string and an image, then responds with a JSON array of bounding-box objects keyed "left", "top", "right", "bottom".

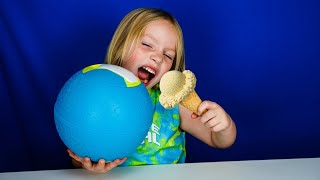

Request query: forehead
[
  {"left": 143, "top": 19, "right": 176, "bottom": 35},
  {"left": 142, "top": 20, "right": 177, "bottom": 49}
]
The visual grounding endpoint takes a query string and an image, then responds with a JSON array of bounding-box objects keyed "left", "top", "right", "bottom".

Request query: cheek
[
  {"left": 158, "top": 61, "right": 173, "bottom": 79},
  {"left": 122, "top": 60, "right": 133, "bottom": 70},
  {"left": 122, "top": 54, "right": 138, "bottom": 70},
  {"left": 163, "top": 60, "right": 174, "bottom": 71}
]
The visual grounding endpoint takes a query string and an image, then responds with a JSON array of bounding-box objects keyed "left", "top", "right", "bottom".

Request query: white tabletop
[{"left": 1, "top": 158, "right": 319, "bottom": 180}]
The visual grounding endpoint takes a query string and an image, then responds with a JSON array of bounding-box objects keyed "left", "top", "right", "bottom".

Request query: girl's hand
[
  {"left": 67, "top": 149, "right": 127, "bottom": 173},
  {"left": 191, "top": 101, "right": 232, "bottom": 132}
]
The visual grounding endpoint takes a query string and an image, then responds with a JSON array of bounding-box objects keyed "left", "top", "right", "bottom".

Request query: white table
[{"left": 0, "top": 158, "right": 319, "bottom": 180}]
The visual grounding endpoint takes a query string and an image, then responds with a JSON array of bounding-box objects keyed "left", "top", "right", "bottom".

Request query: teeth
[
  {"left": 143, "top": 79, "right": 148, "bottom": 84},
  {"left": 142, "top": 67, "right": 155, "bottom": 75}
]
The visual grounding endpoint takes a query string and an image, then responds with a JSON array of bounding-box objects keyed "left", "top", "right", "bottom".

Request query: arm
[
  {"left": 179, "top": 101, "right": 236, "bottom": 148},
  {"left": 67, "top": 149, "right": 127, "bottom": 173}
]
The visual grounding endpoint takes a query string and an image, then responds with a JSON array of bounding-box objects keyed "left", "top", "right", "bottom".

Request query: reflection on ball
[{"left": 54, "top": 64, "right": 153, "bottom": 162}]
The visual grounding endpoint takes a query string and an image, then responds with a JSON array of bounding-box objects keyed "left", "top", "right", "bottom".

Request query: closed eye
[
  {"left": 142, "top": 42, "right": 152, "bottom": 48},
  {"left": 164, "top": 54, "right": 173, "bottom": 60}
]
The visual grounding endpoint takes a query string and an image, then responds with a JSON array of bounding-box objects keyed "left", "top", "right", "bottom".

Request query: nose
[{"left": 150, "top": 52, "right": 163, "bottom": 64}]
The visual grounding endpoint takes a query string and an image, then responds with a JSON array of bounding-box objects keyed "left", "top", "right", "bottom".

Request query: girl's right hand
[{"left": 67, "top": 149, "right": 127, "bottom": 173}]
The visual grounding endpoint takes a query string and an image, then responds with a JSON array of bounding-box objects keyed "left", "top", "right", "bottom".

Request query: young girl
[{"left": 68, "top": 7, "right": 237, "bottom": 173}]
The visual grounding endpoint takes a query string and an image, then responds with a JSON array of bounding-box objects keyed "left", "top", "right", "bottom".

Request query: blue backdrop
[{"left": 1, "top": 0, "right": 319, "bottom": 173}]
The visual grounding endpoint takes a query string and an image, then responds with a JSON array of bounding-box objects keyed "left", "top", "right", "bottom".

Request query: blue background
[{"left": 1, "top": 0, "right": 319, "bottom": 172}]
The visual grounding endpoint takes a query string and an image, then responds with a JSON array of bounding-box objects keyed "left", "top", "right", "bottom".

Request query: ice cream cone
[
  {"left": 180, "top": 90, "right": 202, "bottom": 114},
  {"left": 159, "top": 70, "right": 204, "bottom": 115}
]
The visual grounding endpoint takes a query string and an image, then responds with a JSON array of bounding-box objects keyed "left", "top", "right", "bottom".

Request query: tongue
[{"left": 137, "top": 68, "right": 150, "bottom": 80}]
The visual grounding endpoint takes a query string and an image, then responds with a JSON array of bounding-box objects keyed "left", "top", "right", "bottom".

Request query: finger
[
  {"left": 211, "top": 123, "right": 226, "bottom": 132},
  {"left": 191, "top": 113, "right": 198, "bottom": 119},
  {"left": 119, "top": 157, "right": 127, "bottom": 164},
  {"left": 67, "top": 149, "right": 73, "bottom": 155},
  {"left": 213, "top": 117, "right": 231, "bottom": 132},
  {"left": 200, "top": 109, "right": 217, "bottom": 124},
  {"left": 93, "top": 159, "right": 107, "bottom": 172},
  {"left": 114, "top": 158, "right": 127, "bottom": 166},
  {"left": 205, "top": 118, "right": 221, "bottom": 129},
  {"left": 197, "top": 101, "right": 219, "bottom": 115},
  {"left": 82, "top": 157, "right": 93, "bottom": 170},
  {"left": 105, "top": 159, "right": 121, "bottom": 172},
  {"left": 67, "top": 149, "right": 83, "bottom": 162},
  {"left": 67, "top": 149, "right": 75, "bottom": 157}
]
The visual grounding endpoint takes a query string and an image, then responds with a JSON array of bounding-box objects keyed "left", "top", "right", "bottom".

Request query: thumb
[{"left": 191, "top": 113, "right": 198, "bottom": 119}]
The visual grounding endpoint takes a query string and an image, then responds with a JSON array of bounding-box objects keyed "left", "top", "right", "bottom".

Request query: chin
[
  {"left": 145, "top": 84, "right": 153, "bottom": 89},
  {"left": 145, "top": 82, "right": 156, "bottom": 89}
]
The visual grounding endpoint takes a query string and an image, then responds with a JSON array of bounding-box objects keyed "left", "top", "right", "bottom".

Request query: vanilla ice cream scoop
[{"left": 159, "top": 70, "right": 202, "bottom": 114}]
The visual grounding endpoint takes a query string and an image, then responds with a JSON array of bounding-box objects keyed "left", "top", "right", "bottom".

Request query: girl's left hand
[{"left": 191, "top": 101, "right": 232, "bottom": 132}]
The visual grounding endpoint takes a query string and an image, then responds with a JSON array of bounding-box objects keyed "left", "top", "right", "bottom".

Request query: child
[{"left": 68, "top": 7, "right": 237, "bottom": 173}]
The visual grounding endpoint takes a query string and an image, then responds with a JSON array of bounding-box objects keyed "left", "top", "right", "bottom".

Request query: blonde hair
[{"left": 105, "top": 8, "right": 185, "bottom": 71}]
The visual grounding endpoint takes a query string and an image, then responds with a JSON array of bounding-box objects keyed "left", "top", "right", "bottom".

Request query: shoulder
[{"left": 148, "top": 85, "right": 161, "bottom": 98}]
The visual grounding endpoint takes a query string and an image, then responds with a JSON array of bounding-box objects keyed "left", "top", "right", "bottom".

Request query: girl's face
[{"left": 122, "top": 19, "right": 177, "bottom": 89}]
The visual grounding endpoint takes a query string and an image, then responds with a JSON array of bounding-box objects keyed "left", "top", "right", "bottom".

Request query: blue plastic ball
[{"left": 54, "top": 64, "right": 153, "bottom": 162}]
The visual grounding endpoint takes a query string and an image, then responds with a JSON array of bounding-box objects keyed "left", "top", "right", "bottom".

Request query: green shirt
[{"left": 122, "top": 87, "right": 186, "bottom": 166}]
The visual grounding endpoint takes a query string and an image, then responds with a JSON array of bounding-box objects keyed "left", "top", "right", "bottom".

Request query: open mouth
[{"left": 137, "top": 66, "right": 156, "bottom": 85}]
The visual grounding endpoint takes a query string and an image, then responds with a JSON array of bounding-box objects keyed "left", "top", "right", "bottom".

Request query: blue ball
[{"left": 54, "top": 64, "right": 153, "bottom": 162}]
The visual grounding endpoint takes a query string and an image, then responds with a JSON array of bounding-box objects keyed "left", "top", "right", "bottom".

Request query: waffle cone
[{"left": 180, "top": 91, "right": 202, "bottom": 114}]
